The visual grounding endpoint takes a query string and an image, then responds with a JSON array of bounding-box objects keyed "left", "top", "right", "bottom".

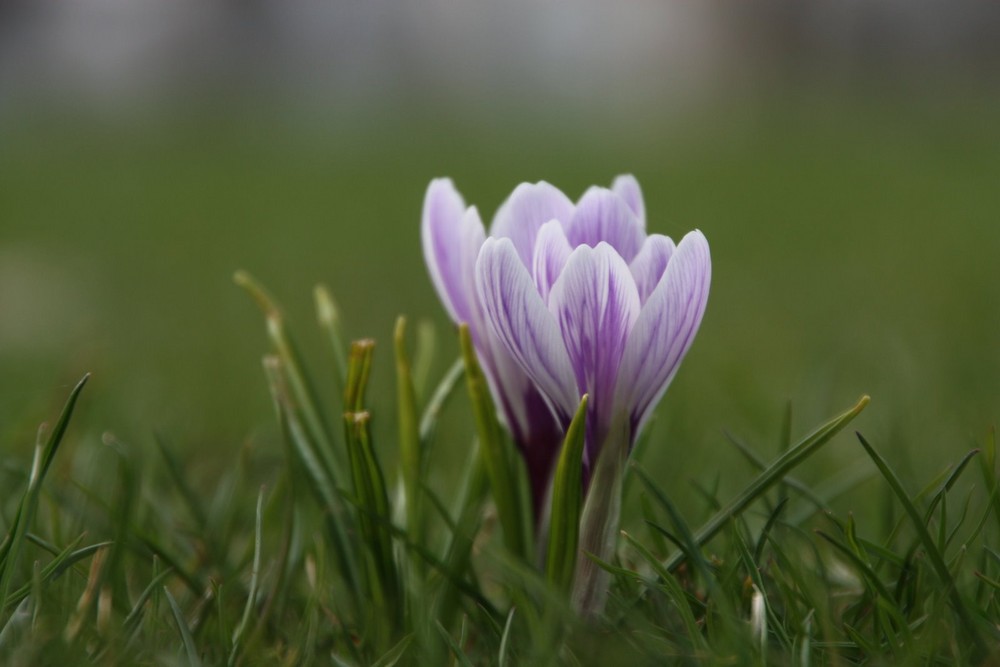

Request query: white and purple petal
[
  {"left": 611, "top": 174, "right": 645, "bottom": 227},
  {"left": 490, "top": 182, "right": 575, "bottom": 269},
  {"left": 565, "top": 188, "right": 645, "bottom": 263},
  {"left": 422, "top": 179, "right": 485, "bottom": 325},
  {"left": 476, "top": 237, "right": 580, "bottom": 421},
  {"left": 615, "top": 230, "right": 711, "bottom": 435},
  {"left": 532, "top": 220, "right": 573, "bottom": 305},
  {"left": 629, "top": 234, "right": 675, "bottom": 304},
  {"left": 548, "top": 243, "right": 641, "bottom": 455}
]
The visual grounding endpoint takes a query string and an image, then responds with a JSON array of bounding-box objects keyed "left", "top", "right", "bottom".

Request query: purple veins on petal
[
  {"left": 422, "top": 174, "right": 711, "bottom": 518},
  {"left": 616, "top": 230, "right": 711, "bottom": 437},
  {"left": 611, "top": 174, "right": 646, "bottom": 227},
  {"left": 565, "top": 188, "right": 645, "bottom": 263},
  {"left": 532, "top": 220, "right": 573, "bottom": 305},
  {"left": 421, "top": 179, "right": 486, "bottom": 325},
  {"left": 475, "top": 237, "right": 580, "bottom": 422},
  {"left": 629, "top": 234, "right": 676, "bottom": 304},
  {"left": 548, "top": 243, "right": 641, "bottom": 458},
  {"left": 490, "top": 182, "right": 575, "bottom": 269}
]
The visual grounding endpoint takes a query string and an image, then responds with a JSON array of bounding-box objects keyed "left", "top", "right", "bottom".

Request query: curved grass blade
[
  {"left": 498, "top": 607, "right": 516, "bottom": 667},
  {"left": 123, "top": 566, "right": 175, "bottom": 630},
  {"left": 815, "top": 530, "right": 912, "bottom": 644},
  {"left": 662, "top": 395, "right": 869, "bottom": 574},
  {"left": 394, "top": 316, "right": 423, "bottom": 543},
  {"left": 165, "top": 587, "right": 203, "bottom": 667},
  {"left": 458, "top": 325, "right": 528, "bottom": 561},
  {"left": 5, "top": 539, "right": 111, "bottom": 612},
  {"left": 314, "top": 283, "right": 349, "bottom": 392},
  {"left": 754, "top": 497, "right": 789, "bottom": 562},
  {"left": 855, "top": 432, "right": 990, "bottom": 657},
  {"left": 236, "top": 271, "right": 343, "bottom": 485},
  {"left": 371, "top": 633, "right": 414, "bottom": 667},
  {"left": 545, "top": 394, "right": 588, "bottom": 594},
  {"left": 263, "top": 356, "right": 361, "bottom": 613},
  {"left": 229, "top": 486, "right": 265, "bottom": 667},
  {"left": 0, "top": 374, "right": 89, "bottom": 615},
  {"left": 621, "top": 531, "right": 708, "bottom": 653},
  {"left": 418, "top": 358, "right": 464, "bottom": 447},
  {"left": 436, "top": 620, "right": 475, "bottom": 667}
]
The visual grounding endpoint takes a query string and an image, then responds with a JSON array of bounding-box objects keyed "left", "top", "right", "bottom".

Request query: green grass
[
  {"left": 1, "top": 286, "right": 998, "bottom": 664},
  {"left": 2, "top": 87, "right": 1000, "bottom": 663}
]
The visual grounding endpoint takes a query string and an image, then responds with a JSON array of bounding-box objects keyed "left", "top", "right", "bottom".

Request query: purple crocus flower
[
  {"left": 423, "top": 180, "right": 565, "bottom": 513},
  {"left": 422, "top": 175, "right": 711, "bottom": 513}
]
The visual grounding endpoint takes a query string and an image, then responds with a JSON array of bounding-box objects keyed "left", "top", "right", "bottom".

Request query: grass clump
[{"left": 1, "top": 277, "right": 998, "bottom": 665}]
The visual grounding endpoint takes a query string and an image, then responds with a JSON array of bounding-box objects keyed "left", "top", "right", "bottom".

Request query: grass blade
[
  {"left": 419, "top": 358, "right": 464, "bottom": 447},
  {"left": 229, "top": 486, "right": 265, "bottom": 666},
  {"left": 458, "top": 324, "right": 528, "bottom": 561},
  {"left": 662, "top": 395, "right": 869, "bottom": 573},
  {"left": 855, "top": 432, "right": 990, "bottom": 657},
  {"left": 371, "top": 633, "right": 414, "bottom": 667},
  {"left": 314, "top": 283, "right": 349, "bottom": 392},
  {"left": 395, "top": 316, "right": 423, "bottom": 543},
  {"left": 0, "top": 374, "right": 89, "bottom": 616},
  {"left": 545, "top": 394, "right": 588, "bottom": 594},
  {"left": 436, "top": 620, "right": 475, "bottom": 667},
  {"left": 165, "top": 587, "right": 203, "bottom": 667},
  {"left": 236, "top": 271, "right": 343, "bottom": 486},
  {"left": 498, "top": 607, "right": 516, "bottom": 667}
]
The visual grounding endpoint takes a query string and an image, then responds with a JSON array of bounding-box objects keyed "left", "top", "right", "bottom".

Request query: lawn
[{"left": 1, "top": 87, "right": 999, "bottom": 663}]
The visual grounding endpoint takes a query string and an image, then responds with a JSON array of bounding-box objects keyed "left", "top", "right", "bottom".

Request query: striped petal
[
  {"left": 565, "top": 188, "right": 645, "bottom": 263},
  {"left": 548, "top": 243, "right": 641, "bottom": 454},
  {"left": 490, "top": 181, "right": 575, "bottom": 269},
  {"left": 532, "top": 220, "right": 573, "bottom": 305},
  {"left": 421, "top": 179, "right": 484, "bottom": 325},
  {"left": 616, "top": 230, "right": 711, "bottom": 435},
  {"left": 629, "top": 234, "right": 675, "bottom": 304},
  {"left": 611, "top": 174, "right": 645, "bottom": 227},
  {"left": 476, "top": 237, "right": 579, "bottom": 421}
]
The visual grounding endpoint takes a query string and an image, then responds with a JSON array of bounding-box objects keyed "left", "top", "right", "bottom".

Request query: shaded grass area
[{"left": 0, "top": 312, "right": 998, "bottom": 664}]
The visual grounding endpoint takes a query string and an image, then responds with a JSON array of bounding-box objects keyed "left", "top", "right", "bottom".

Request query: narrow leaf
[
  {"left": 856, "top": 432, "right": 989, "bottom": 657},
  {"left": 394, "top": 316, "right": 423, "bottom": 543},
  {"left": 458, "top": 325, "right": 527, "bottom": 560},
  {"left": 662, "top": 395, "right": 869, "bottom": 573},
  {"left": 545, "top": 394, "right": 588, "bottom": 593},
  {"left": 164, "top": 587, "right": 203, "bottom": 667}
]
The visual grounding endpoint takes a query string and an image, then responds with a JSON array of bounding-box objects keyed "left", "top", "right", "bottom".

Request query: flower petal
[
  {"left": 616, "top": 230, "right": 711, "bottom": 435},
  {"left": 532, "top": 220, "right": 573, "bottom": 305},
  {"left": 629, "top": 234, "right": 675, "bottom": 304},
  {"left": 548, "top": 243, "right": 641, "bottom": 453},
  {"left": 611, "top": 174, "right": 645, "bottom": 226},
  {"left": 476, "top": 237, "right": 580, "bottom": 420},
  {"left": 422, "top": 179, "right": 485, "bottom": 325},
  {"left": 565, "top": 188, "right": 645, "bottom": 263},
  {"left": 490, "top": 182, "right": 575, "bottom": 269}
]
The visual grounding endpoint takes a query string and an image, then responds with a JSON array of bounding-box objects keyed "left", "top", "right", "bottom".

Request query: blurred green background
[{"left": 2, "top": 2, "right": 999, "bottom": 515}]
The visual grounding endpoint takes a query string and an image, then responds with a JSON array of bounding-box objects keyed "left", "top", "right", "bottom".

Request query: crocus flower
[
  {"left": 423, "top": 180, "right": 565, "bottom": 513},
  {"left": 422, "top": 175, "right": 710, "bottom": 512}
]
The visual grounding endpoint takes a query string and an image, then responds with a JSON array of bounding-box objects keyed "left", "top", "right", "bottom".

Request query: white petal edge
[
  {"left": 611, "top": 174, "right": 645, "bottom": 227},
  {"left": 615, "top": 230, "right": 711, "bottom": 435},
  {"left": 422, "top": 179, "right": 481, "bottom": 324},
  {"left": 629, "top": 234, "right": 676, "bottom": 305},
  {"left": 476, "top": 237, "right": 580, "bottom": 420},
  {"left": 565, "top": 187, "right": 645, "bottom": 263},
  {"left": 548, "top": 242, "right": 641, "bottom": 437},
  {"left": 532, "top": 220, "right": 573, "bottom": 305},
  {"left": 490, "top": 182, "right": 575, "bottom": 269}
]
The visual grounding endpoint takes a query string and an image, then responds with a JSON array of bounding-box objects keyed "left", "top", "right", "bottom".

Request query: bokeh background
[{"left": 2, "top": 1, "right": 999, "bottom": 513}]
